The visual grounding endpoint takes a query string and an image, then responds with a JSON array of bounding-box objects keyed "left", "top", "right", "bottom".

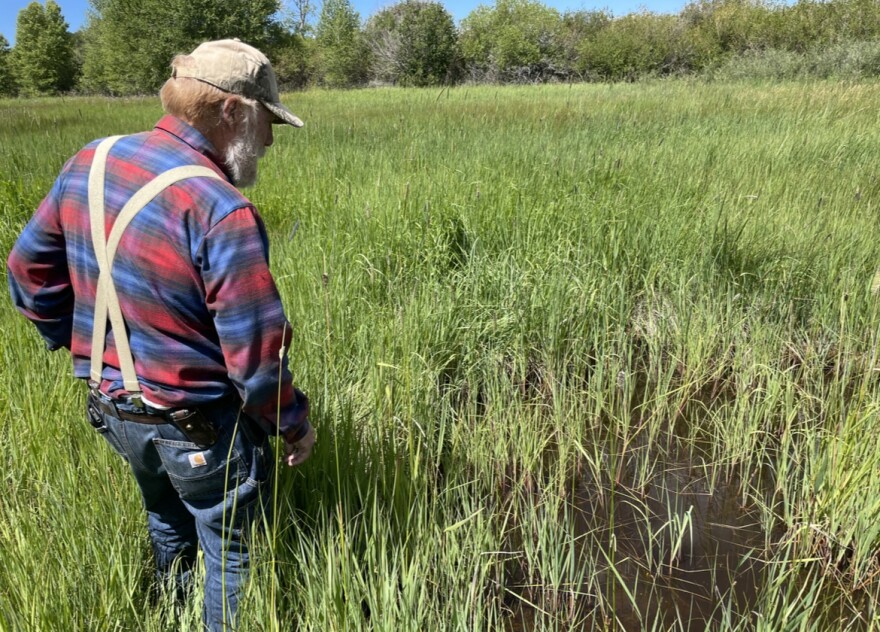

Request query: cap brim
[{"left": 263, "top": 100, "right": 304, "bottom": 128}]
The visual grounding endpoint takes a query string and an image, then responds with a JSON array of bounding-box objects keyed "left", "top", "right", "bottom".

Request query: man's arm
[
  {"left": 199, "top": 206, "right": 312, "bottom": 455},
  {"left": 7, "top": 178, "right": 74, "bottom": 351}
]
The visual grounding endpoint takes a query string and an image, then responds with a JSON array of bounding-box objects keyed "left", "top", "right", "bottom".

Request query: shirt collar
[{"left": 154, "top": 115, "right": 232, "bottom": 181}]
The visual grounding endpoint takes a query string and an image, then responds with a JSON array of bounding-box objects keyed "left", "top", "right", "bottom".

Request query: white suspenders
[{"left": 87, "top": 135, "right": 222, "bottom": 403}]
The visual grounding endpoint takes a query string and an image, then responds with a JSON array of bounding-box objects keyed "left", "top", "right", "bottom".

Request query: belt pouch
[
  {"left": 170, "top": 408, "right": 219, "bottom": 449},
  {"left": 86, "top": 392, "right": 108, "bottom": 431}
]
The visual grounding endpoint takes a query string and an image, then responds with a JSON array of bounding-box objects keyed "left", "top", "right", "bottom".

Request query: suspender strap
[
  {"left": 88, "top": 136, "right": 124, "bottom": 387},
  {"left": 87, "top": 135, "right": 222, "bottom": 397}
]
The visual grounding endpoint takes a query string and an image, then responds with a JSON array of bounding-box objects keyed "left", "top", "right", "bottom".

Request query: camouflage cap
[{"left": 173, "top": 39, "right": 303, "bottom": 128}]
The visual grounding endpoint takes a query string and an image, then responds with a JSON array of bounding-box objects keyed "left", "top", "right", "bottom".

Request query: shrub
[
  {"left": 460, "top": 0, "right": 562, "bottom": 82},
  {"left": 271, "top": 33, "right": 319, "bottom": 90},
  {"left": 711, "top": 47, "right": 806, "bottom": 81},
  {"left": 316, "top": 0, "right": 370, "bottom": 87},
  {"left": 365, "top": 0, "right": 458, "bottom": 86},
  {"left": 578, "top": 12, "right": 682, "bottom": 81}
]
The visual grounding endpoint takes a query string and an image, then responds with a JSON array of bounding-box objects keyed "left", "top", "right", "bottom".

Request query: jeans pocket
[{"left": 152, "top": 433, "right": 247, "bottom": 502}]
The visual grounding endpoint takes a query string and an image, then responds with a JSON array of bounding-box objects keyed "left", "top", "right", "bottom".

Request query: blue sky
[{"left": 2, "top": 0, "right": 686, "bottom": 45}]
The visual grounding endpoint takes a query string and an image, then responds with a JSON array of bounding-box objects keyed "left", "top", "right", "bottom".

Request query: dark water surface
[{"left": 504, "top": 463, "right": 769, "bottom": 630}]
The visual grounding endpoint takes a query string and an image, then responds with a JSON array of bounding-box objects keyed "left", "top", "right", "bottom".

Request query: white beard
[{"left": 223, "top": 108, "right": 266, "bottom": 189}]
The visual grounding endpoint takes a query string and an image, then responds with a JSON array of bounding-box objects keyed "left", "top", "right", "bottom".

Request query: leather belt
[
  {"left": 88, "top": 390, "right": 237, "bottom": 426},
  {"left": 89, "top": 391, "right": 171, "bottom": 425}
]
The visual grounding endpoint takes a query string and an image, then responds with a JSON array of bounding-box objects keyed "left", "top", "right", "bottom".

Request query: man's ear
[{"left": 221, "top": 97, "right": 239, "bottom": 127}]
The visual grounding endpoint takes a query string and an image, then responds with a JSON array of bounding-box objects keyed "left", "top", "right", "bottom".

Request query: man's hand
[{"left": 283, "top": 424, "right": 316, "bottom": 467}]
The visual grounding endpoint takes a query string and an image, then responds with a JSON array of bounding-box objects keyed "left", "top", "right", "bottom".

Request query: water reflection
[{"left": 505, "top": 463, "right": 769, "bottom": 630}]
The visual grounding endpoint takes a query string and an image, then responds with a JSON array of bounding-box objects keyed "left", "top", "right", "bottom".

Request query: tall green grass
[{"left": 2, "top": 81, "right": 880, "bottom": 630}]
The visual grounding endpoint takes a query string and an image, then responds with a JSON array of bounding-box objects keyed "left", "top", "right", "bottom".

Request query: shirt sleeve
[
  {"left": 198, "top": 205, "right": 310, "bottom": 441},
  {"left": 7, "top": 176, "right": 74, "bottom": 351}
]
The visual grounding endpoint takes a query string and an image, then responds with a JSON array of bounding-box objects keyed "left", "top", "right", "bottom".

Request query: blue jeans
[{"left": 90, "top": 392, "right": 274, "bottom": 631}]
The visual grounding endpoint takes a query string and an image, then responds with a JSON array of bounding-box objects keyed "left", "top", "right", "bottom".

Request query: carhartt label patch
[{"left": 188, "top": 452, "right": 207, "bottom": 468}]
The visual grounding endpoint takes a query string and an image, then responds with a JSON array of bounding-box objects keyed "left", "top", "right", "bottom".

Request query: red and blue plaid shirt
[{"left": 7, "top": 115, "right": 310, "bottom": 440}]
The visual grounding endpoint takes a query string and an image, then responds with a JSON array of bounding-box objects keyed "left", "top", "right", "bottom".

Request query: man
[{"left": 7, "top": 39, "right": 315, "bottom": 631}]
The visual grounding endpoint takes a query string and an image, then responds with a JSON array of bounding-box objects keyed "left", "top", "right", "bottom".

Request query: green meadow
[{"left": 2, "top": 81, "right": 880, "bottom": 630}]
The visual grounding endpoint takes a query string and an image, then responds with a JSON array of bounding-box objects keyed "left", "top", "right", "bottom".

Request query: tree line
[{"left": 3, "top": 0, "right": 880, "bottom": 97}]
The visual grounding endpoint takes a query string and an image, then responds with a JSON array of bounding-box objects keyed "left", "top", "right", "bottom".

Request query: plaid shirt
[{"left": 7, "top": 115, "right": 310, "bottom": 440}]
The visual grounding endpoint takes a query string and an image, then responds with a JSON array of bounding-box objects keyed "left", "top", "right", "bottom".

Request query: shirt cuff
[{"left": 282, "top": 419, "right": 311, "bottom": 443}]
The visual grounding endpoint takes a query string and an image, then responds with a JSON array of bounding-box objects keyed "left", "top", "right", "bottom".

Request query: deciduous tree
[
  {"left": 11, "top": 1, "right": 77, "bottom": 95},
  {"left": 460, "top": 0, "right": 562, "bottom": 82},
  {"left": 0, "top": 35, "right": 17, "bottom": 97},
  {"left": 271, "top": 30, "right": 318, "bottom": 89},
  {"left": 316, "top": 0, "right": 370, "bottom": 87},
  {"left": 285, "top": 0, "right": 317, "bottom": 35},
  {"left": 81, "top": 0, "right": 281, "bottom": 95},
  {"left": 365, "top": 0, "right": 458, "bottom": 86}
]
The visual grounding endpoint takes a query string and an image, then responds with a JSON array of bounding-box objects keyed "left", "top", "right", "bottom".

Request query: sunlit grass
[{"left": 2, "top": 80, "right": 880, "bottom": 630}]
